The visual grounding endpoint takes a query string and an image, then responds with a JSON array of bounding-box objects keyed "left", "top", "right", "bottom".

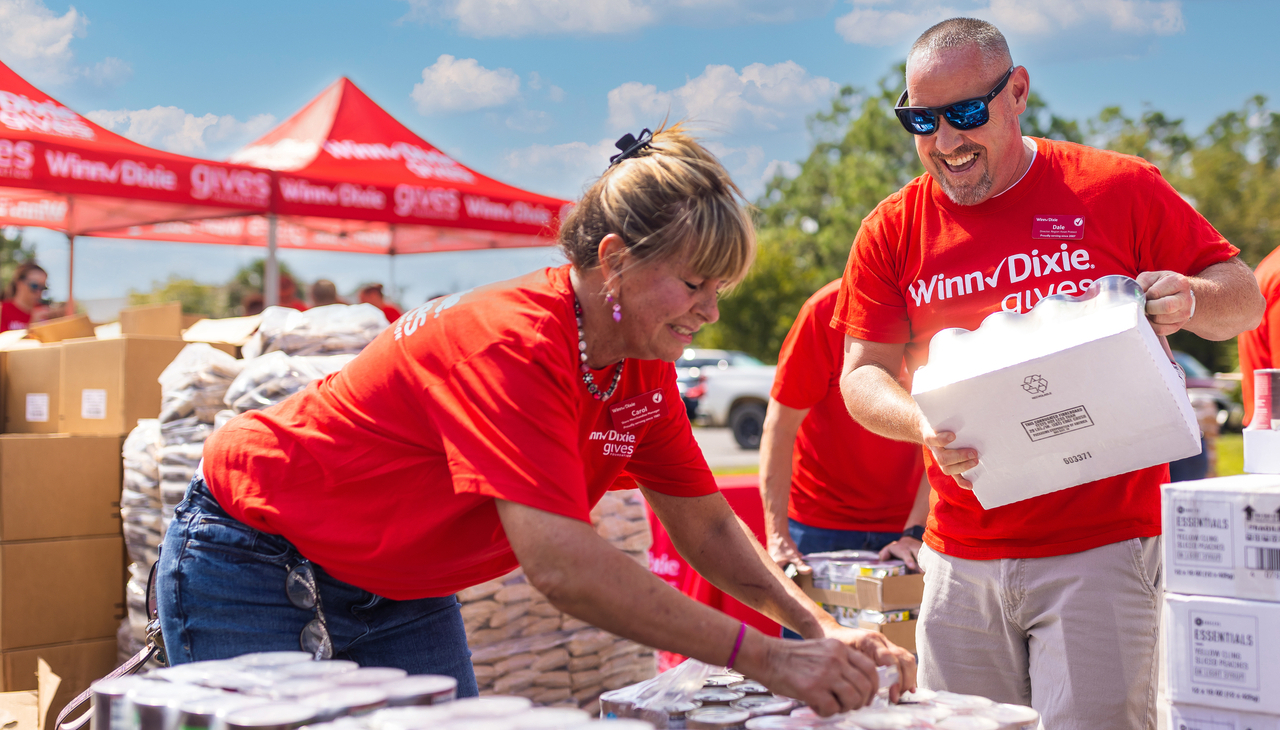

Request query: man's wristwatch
[{"left": 902, "top": 525, "right": 926, "bottom": 541}]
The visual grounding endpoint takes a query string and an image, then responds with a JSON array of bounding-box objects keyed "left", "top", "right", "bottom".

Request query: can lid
[
  {"left": 510, "top": 707, "right": 591, "bottom": 729},
  {"left": 380, "top": 675, "right": 457, "bottom": 700},
  {"left": 931, "top": 692, "right": 995, "bottom": 710},
  {"left": 744, "top": 717, "right": 811, "bottom": 730},
  {"left": 729, "top": 697, "right": 793, "bottom": 716},
  {"left": 447, "top": 696, "right": 533, "bottom": 718},
  {"left": 365, "top": 705, "right": 454, "bottom": 730},
  {"left": 329, "top": 668, "right": 409, "bottom": 686},
  {"left": 277, "top": 661, "right": 360, "bottom": 679},
  {"left": 153, "top": 661, "right": 241, "bottom": 684},
  {"left": 264, "top": 679, "right": 337, "bottom": 700},
  {"left": 847, "top": 709, "right": 918, "bottom": 730},
  {"left": 126, "top": 682, "right": 219, "bottom": 708},
  {"left": 89, "top": 676, "right": 158, "bottom": 697},
  {"left": 980, "top": 704, "right": 1040, "bottom": 724},
  {"left": 936, "top": 716, "right": 1001, "bottom": 730},
  {"left": 702, "top": 675, "right": 741, "bottom": 687},
  {"left": 177, "top": 694, "right": 270, "bottom": 717},
  {"left": 688, "top": 707, "right": 751, "bottom": 724},
  {"left": 693, "top": 689, "right": 745, "bottom": 703},
  {"left": 223, "top": 703, "right": 317, "bottom": 729},
  {"left": 234, "top": 652, "right": 315, "bottom": 669},
  {"left": 727, "top": 681, "right": 769, "bottom": 695},
  {"left": 299, "top": 688, "right": 388, "bottom": 711}
]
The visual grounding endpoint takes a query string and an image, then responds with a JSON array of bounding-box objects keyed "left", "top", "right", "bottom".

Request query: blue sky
[{"left": 5, "top": 0, "right": 1279, "bottom": 311}]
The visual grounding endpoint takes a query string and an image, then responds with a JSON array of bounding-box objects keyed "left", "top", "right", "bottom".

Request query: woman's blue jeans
[{"left": 156, "top": 476, "right": 478, "bottom": 697}]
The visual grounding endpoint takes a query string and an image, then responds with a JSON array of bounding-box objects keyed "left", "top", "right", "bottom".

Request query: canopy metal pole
[{"left": 265, "top": 214, "right": 279, "bottom": 307}]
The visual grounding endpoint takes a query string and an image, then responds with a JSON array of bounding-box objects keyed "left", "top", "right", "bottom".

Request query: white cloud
[
  {"left": 87, "top": 107, "right": 277, "bottom": 158},
  {"left": 400, "top": 0, "right": 831, "bottom": 38},
  {"left": 835, "top": 0, "right": 1183, "bottom": 52},
  {"left": 505, "top": 109, "right": 553, "bottom": 133},
  {"left": 762, "top": 159, "right": 801, "bottom": 183},
  {"left": 607, "top": 61, "right": 838, "bottom": 134},
  {"left": 0, "top": 0, "right": 132, "bottom": 87},
  {"left": 502, "top": 138, "right": 616, "bottom": 199},
  {"left": 548, "top": 85, "right": 566, "bottom": 103},
  {"left": 411, "top": 54, "right": 521, "bottom": 115}
]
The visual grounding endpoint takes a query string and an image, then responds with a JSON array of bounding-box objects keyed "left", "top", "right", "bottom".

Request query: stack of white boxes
[{"left": 1161, "top": 473, "right": 1280, "bottom": 729}]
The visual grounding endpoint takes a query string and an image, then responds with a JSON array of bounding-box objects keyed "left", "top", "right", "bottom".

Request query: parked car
[
  {"left": 1172, "top": 351, "right": 1244, "bottom": 431},
  {"left": 675, "top": 348, "right": 775, "bottom": 449}
]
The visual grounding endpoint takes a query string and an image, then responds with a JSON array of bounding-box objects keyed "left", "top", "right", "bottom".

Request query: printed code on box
[
  {"left": 1021, "top": 405, "right": 1095, "bottom": 442},
  {"left": 1246, "top": 546, "right": 1280, "bottom": 571}
]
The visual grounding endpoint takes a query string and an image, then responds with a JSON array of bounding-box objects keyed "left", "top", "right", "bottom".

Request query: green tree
[
  {"left": 699, "top": 71, "right": 922, "bottom": 361},
  {"left": 128, "top": 276, "right": 228, "bottom": 317},
  {"left": 226, "top": 258, "right": 298, "bottom": 313},
  {"left": 1021, "top": 91, "right": 1084, "bottom": 143}
]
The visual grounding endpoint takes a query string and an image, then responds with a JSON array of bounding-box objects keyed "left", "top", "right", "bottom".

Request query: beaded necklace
[{"left": 573, "top": 295, "right": 624, "bottom": 400}]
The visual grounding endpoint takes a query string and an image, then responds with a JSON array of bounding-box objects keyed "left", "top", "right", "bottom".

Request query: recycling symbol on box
[{"left": 1021, "top": 374, "right": 1049, "bottom": 395}]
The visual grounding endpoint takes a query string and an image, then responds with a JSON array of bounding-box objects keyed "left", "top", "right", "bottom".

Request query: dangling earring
[{"left": 606, "top": 292, "right": 622, "bottom": 322}]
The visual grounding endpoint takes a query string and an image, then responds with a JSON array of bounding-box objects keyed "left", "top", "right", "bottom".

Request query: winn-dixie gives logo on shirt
[
  {"left": 908, "top": 243, "right": 1097, "bottom": 314},
  {"left": 0, "top": 92, "right": 94, "bottom": 140},
  {"left": 589, "top": 429, "right": 636, "bottom": 457},
  {"left": 323, "top": 140, "right": 476, "bottom": 184},
  {"left": 393, "top": 289, "right": 474, "bottom": 340}
]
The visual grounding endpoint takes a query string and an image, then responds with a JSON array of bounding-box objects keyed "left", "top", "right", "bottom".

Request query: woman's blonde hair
[{"left": 559, "top": 123, "right": 755, "bottom": 287}]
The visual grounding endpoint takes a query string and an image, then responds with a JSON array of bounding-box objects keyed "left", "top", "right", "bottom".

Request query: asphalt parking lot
[{"left": 692, "top": 426, "right": 760, "bottom": 471}]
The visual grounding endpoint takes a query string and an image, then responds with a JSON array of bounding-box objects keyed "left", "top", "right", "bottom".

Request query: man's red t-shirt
[
  {"left": 833, "top": 138, "right": 1238, "bottom": 560},
  {"left": 772, "top": 280, "right": 924, "bottom": 532},
  {"left": 0, "top": 301, "right": 30, "bottom": 332},
  {"left": 1240, "top": 247, "right": 1280, "bottom": 424},
  {"left": 204, "top": 266, "right": 719, "bottom": 600}
]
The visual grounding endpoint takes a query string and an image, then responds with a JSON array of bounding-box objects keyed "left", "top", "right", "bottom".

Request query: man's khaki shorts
[{"left": 917, "top": 537, "right": 1161, "bottom": 730}]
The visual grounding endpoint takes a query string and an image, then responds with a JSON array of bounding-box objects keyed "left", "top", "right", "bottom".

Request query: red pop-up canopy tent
[
  {"left": 0, "top": 60, "right": 274, "bottom": 308},
  {"left": 98, "top": 77, "right": 572, "bottom": 303}
]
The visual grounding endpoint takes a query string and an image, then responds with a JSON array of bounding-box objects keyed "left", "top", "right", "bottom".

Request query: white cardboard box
[
  {"left": 1164, "top": 594, "right": 1280, "bottom": 714},
  {"left": 1167, "top": 702, "right": 1280, "bottom": 730},
  {"left": 1243, "top": 429, "right": 1280, "bottom": 475},
  {"left": 1163, "top": 475, "right": 1280, "bottom": 602},
  {"left": 912, "top": 276, "right": 1200, "bottom": 509}
]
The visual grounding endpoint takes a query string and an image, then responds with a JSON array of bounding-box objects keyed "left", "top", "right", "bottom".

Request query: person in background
[
  {"left": 359, "top": 283, "right": 403, "bottom": 323},
  {"left": 1, "top": 261, "right": 47, "bottom": 331},
  {"left": 834, "top": 18, "right": 1262, "bottom": 728},
  {"left": 279, "top": 275, "right": 308, "bottom": 311},
  {"left": 761, "top": 280, "right": 928, "bottom": 593},
  {"left": 1241, "top": 246, "right": 1280, "bottom": 425},
  {"left": 310, "top": 279, "right": 340, "bottom": 307}
]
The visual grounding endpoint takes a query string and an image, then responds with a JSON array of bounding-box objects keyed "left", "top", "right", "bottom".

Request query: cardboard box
[
  {"left": 1244, "top": 429, "right": 1280, "bottom": 474},
  {"left": 119, "top": 302, "right": 182, "bottom": 338},
  {"left": 26, "top": 316, "right": 93, "bottom": 345},
  {"left": 0, "top": 537, "right": 124, "bottom": 650},
  {"left": 795, "top": 572, "right": 925, "bottom": 612},
  {"left": 1163, "top": 475, "right": 1280, "bottom": 602},
  {"left": 59, "top": 336, "right": 185, "bottom": 434},
  {"left": 1166, "top": 702, "right": 1279, "bottom": 730},
  {"left": 911, "top": 276, "right": 1199, "bottom": 509},
  {"left": 858, "top": 619, "right": 916, "bottom": 654},
  {"left": 0, "top": 435, "right": 123, "bottom": 541},
  {"left": 3, "top": 639, "right": 117, "bottom": 722},
  {"left": 182, "top": 314, "right": 261, "bottom": 348},
  {"left": 1164, "top": 593, "right": 1280, "bottom": 714},
  {"left": 3, "top": 346, "right": 59, "bottom": 434}
]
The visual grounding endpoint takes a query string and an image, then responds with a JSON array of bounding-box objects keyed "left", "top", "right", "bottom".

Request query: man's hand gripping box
[
  {"left": 912, "top": 276, "right": 1200, "bottom": 509},
  {"left": 1163, "top": 474, "right": 1280, "bottom": 602}
]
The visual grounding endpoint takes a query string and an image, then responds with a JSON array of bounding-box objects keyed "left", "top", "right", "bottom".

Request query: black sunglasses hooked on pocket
[{"left": 895, "top": 67, "right": 1016, "bottom": 136}]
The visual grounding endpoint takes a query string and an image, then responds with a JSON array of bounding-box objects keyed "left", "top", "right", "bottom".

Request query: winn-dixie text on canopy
[
  {"left": 909, "top": 243, "right": 1095, "bottom": 312},
  {"left": 322, "top": 140, "right": 476, "bottom": 184},
  {"left": 0, "top": 90, "right": 94, "bottom": 140}
]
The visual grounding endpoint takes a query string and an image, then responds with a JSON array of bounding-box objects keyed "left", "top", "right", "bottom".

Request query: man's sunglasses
[{"left": 895, "top": 67, "right": 1015, "bottom": 136}]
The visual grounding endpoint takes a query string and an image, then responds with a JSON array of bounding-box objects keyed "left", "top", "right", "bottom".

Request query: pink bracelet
[{"left": 726, "top": 622, "right": 747, "bottom": 670}]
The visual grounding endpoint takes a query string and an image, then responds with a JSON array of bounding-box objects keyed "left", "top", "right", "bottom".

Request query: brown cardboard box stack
[
  {"left": 0, "top": 302, "right": 188, "bottom": 713},
  {"left": 795, "top": 563, "right": 923, "bottom": 653}
]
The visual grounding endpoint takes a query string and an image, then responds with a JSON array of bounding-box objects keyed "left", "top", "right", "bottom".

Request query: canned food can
[
  {"left": 977, "top": 704, "right": 1040, "bottom": 730},
  {"left": 847, "top": 709, "right": 918, "bottom": 729},
  {"left": 329, "top": 668, "right": 409, "bottom": 686},
  {"left": 233, "top": 653, "right": 314, "bottom": 669},
  {"left": 743, "top": 717, "right": 812, "bottom": 730},
  {"left": 692, "top": 689, "right": 744, "bottom": 706},
  {"left": 176, "top": 693, "right": 270, "bottom": 730},
  {"left": 702, "top": 675, "right": 741, "bottom": 688},
  {"left": 726, "top": 681, "right": 769, "bottom": 697},
  {"left": 299, "top": 688, "right": 388, "bottom": 721},
  {"left": 446, "top": 696, "right": 533, "bottom": 719},
  {"left": 510, "top": 707, "right": 591, "bottom": 728},
  {"left": 365, "top": 706, "right": 454, "bottom": 730},
  {"left": 90, "top": 676, "right": 159, "bottom": 730},
  {"left": 935, "top": 716, "right": 1000, "bottom": 730},
  {"left": 598, "top": 689, "right": 636, "bottom": 719},
  {"left": 258, "top": 679, "right": 336, "bottom": 701},
  {"left": 152, "top": 662, "right": 241, "bottom": 686},
  {"left": 728, "top": 696, "right": 795, "bottom": 718},
  {"left": 126, "top": 682, "right": 220, "bottom": 730},
  {"left": 636, "top": 700, "right": 701, "bottom": 729},
  {"left": 686, "top": 707, "right": 751, "bottom": 730},
  {"left": 275, "top": 661, "right": 360, "bottom": 680},
  {"left": 1252, "top": 369, "right": 1280, "bottom": 430},
  {"left": 380, "top": 675, "right": 457, "bottom": 706},
  {"left": 222, "top": 703, "right": 317, "bottom": 730}
]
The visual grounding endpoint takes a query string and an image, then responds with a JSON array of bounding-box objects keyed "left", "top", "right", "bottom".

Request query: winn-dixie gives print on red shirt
[
  {"left": 772, "top": 280, "right": 923, "bottom": 532},
  {"left": 203, "top": 266, "right": 718, "bottom": 600},
  {"left": 833, "top": 138, "right": 1238, "bottom": 560}
]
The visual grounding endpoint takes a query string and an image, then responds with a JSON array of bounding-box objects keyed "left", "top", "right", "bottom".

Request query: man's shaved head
[{"left": 908, "top": 17, "right": 1012, "bottom": 74}]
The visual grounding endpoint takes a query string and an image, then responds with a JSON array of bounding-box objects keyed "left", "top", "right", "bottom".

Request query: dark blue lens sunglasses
[{"left": 895, "top": 67, "right": 1015, "bottom": 136}]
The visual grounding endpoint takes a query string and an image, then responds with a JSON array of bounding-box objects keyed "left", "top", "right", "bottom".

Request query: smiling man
[{"left": 831, "top": 17, "right": 1263, "bottom": 730}]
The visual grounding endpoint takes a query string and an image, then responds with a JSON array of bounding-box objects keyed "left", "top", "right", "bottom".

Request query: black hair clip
[{"left": 609, "top": 128, "right": 652, "bottom": 167}]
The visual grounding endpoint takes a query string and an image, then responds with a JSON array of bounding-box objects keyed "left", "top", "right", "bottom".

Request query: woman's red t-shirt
[
  {"left": 0, "top": 300, "right": 31, "bottom": 331},
  {"left": 203, "top": 266, "right": 719, "bottom": 600}
]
